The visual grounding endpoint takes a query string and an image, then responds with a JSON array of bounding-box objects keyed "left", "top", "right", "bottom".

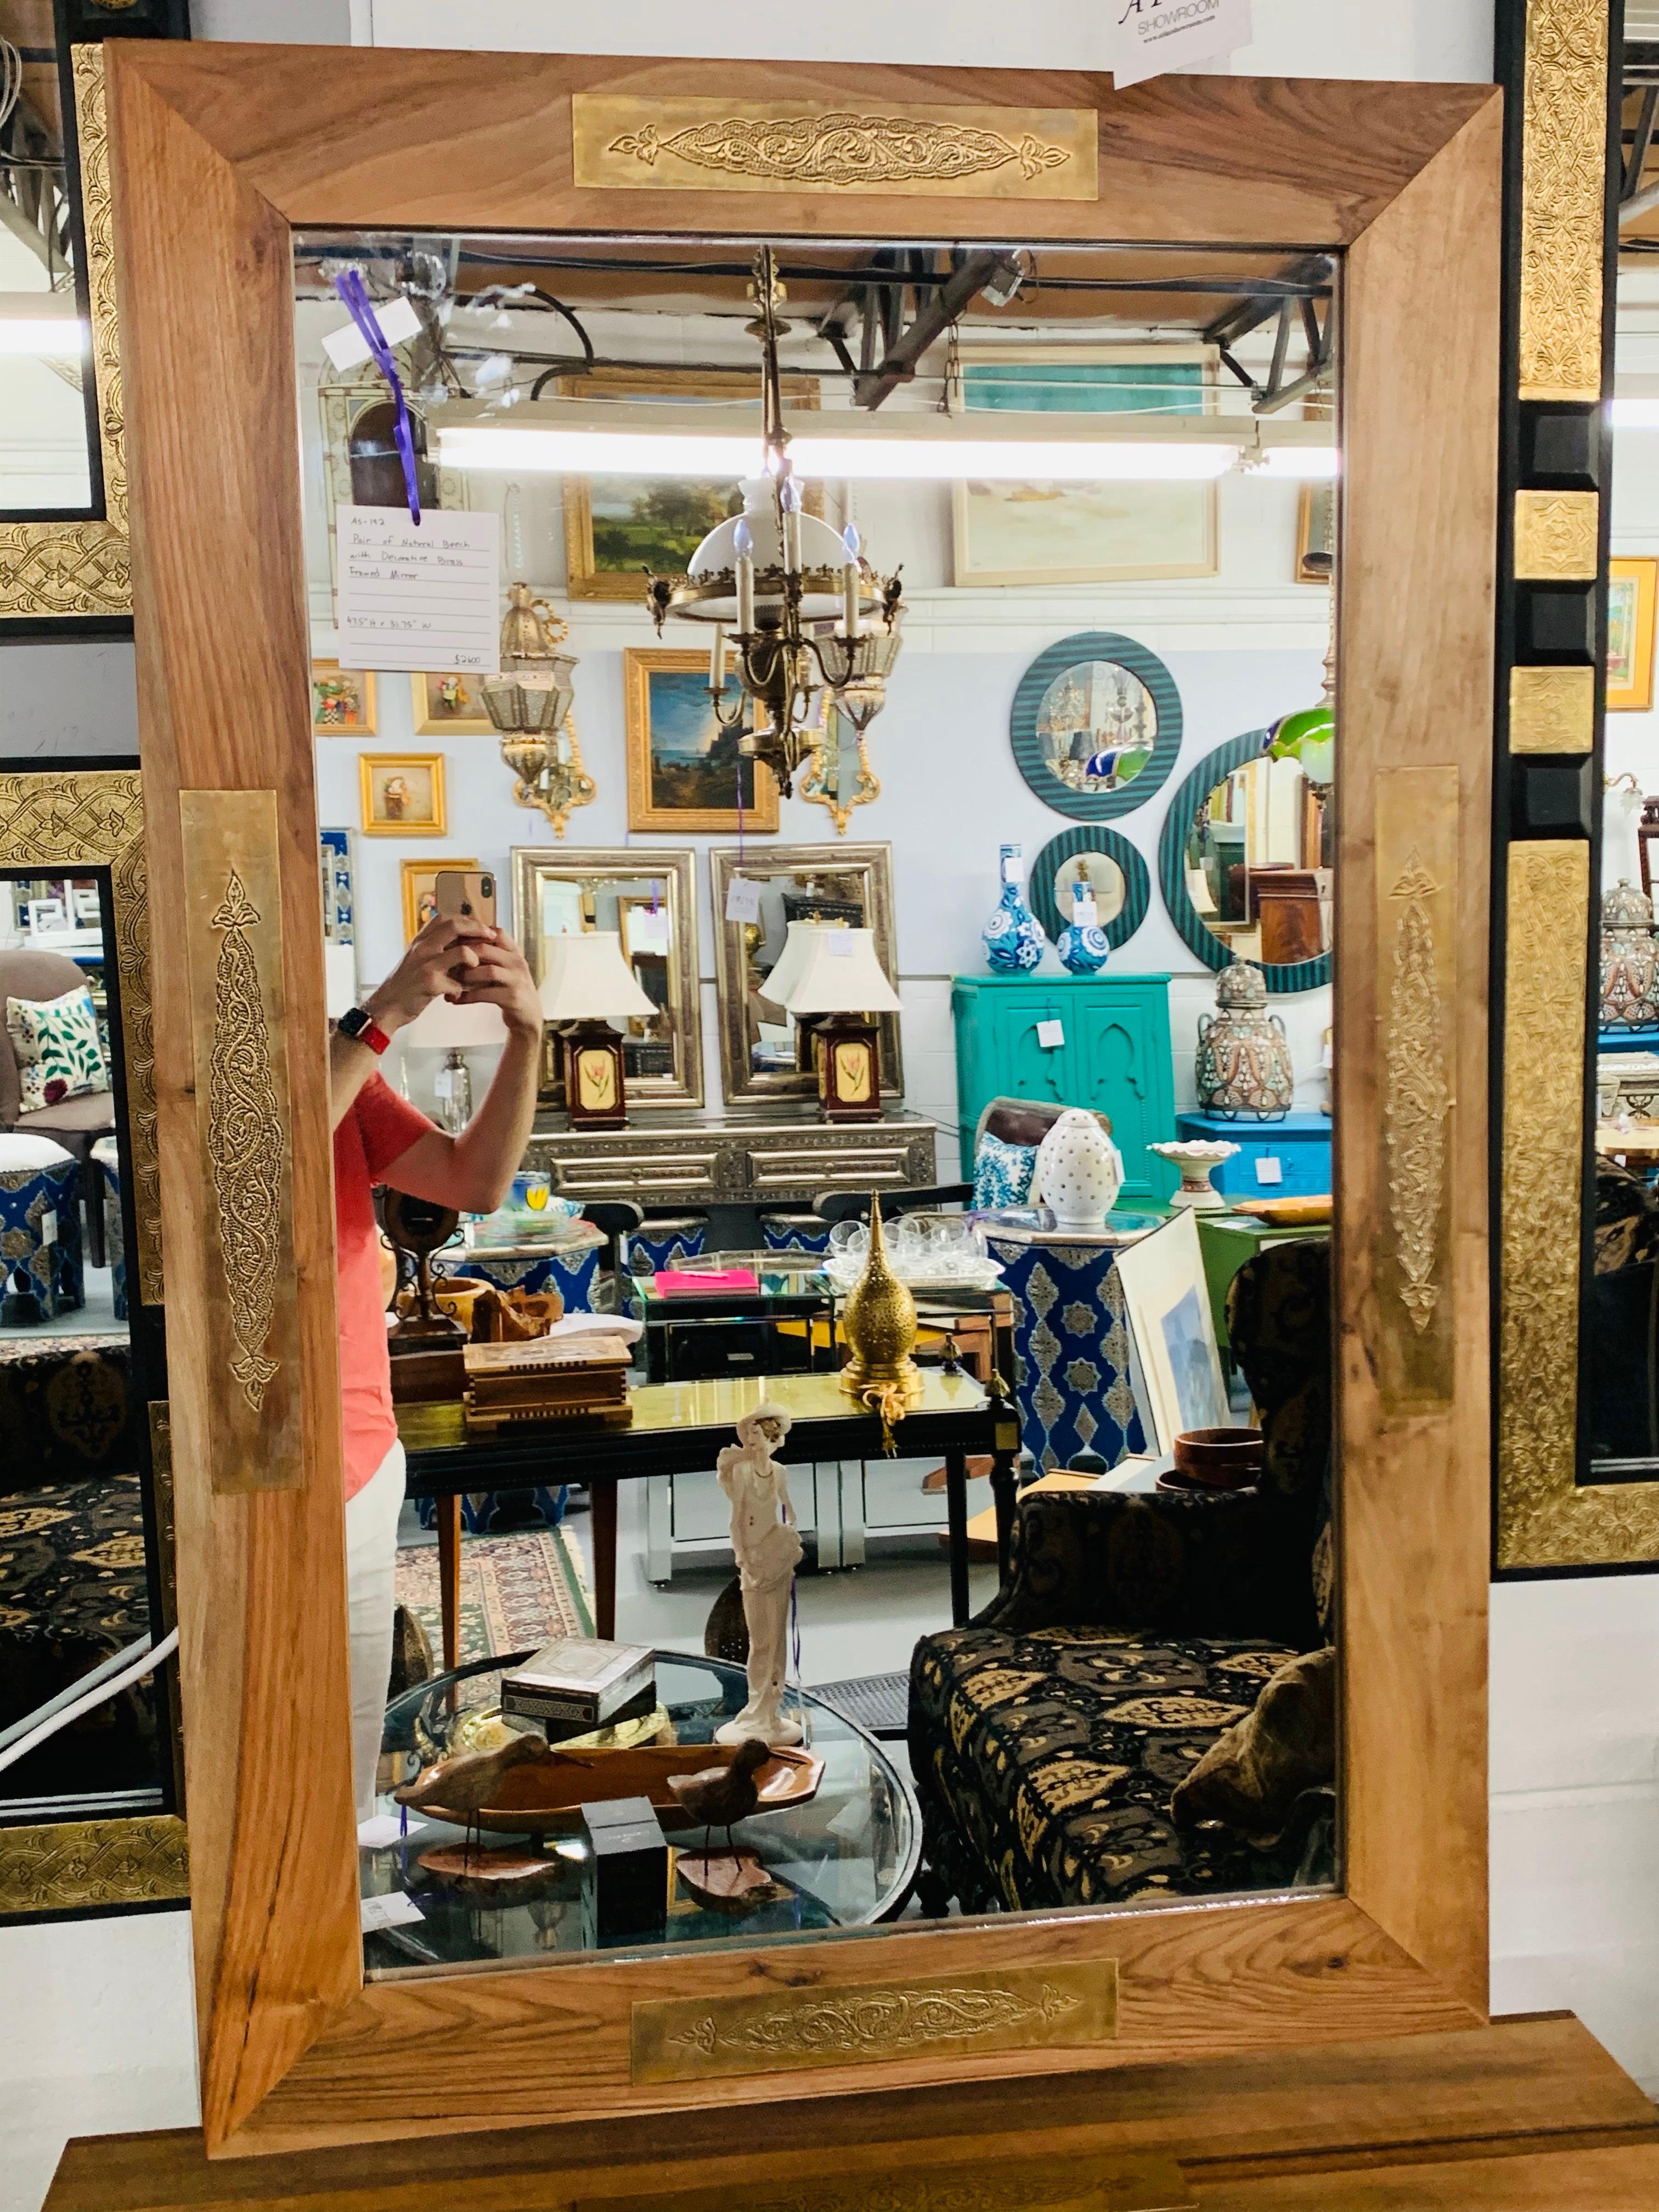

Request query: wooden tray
[{"left": 412, "top": 1740, "right": 825, "bottom": 1836}]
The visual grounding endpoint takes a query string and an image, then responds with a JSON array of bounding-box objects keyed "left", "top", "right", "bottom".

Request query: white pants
[{"left": 345, "top": 1440, "right": 405, "bottom": 1825}]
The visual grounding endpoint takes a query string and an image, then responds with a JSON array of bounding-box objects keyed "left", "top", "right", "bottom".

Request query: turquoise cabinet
[{"left": 952, "top": 974, "right": 1178, "bottom": 1207}]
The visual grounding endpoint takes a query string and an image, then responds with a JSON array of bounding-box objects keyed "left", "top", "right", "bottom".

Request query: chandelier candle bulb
[
  {"left": 709, "top": 623, "right": 726, "bottom": 690},
  {"left": 781, "top": 478, "right": 803, "bottom": 572},
  {"left": 734, "top": 517, "right": 755, "bottom": 633},
  {"left": 842, "top": 523, "right": 862, "bottom": 638}
]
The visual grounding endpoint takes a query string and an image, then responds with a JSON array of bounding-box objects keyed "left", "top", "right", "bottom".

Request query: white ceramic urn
[{"left": 1035, "top": 1109, "right": 1124, "bottom": 1231}]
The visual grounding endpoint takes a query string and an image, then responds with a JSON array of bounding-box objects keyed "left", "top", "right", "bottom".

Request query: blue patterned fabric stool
[
  {"left": 761, "top": 1211, "right": 832, "bottom": 1255},
  {"left": 983, "top": 1226, "right": 1146, "bottom": 1471},
  {"left": 0, "top": 1137, "right": 84, "bottom": 1320},
  {"left": 628, "top": 1215, "right": 708, "bottom": 1273},
  {"left": 91, "top": 1136, "right": 125, "bottom": 1320}
]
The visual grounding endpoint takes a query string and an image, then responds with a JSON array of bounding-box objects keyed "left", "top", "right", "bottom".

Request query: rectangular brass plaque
[
  {"left": 1513, "top": 489, "right": 1599, "bottom": 581},
  {"left": 179, "top": 789, "right": 302, "bottom": 1493},
  {"left": 574, "top": 2150, "right": 1194, "bottom": 2212},
  {"left": 631, "top": 1961, "right": 1117, "bottom": 2085},
  {"left": 1519, "top": 0, "right": 1606, "bottom": 401},
  {"left": 1374, "top": 767, "right": 1458, "bottom": 1415},
  {"left": 573, "top": 95, "right": 1098, "bottom": 200},
  {"left": 1510, "top": 665, "right": 1595, "bottom": 753}
]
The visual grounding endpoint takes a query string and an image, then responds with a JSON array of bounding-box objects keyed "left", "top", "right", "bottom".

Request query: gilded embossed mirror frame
[{"left": 106, "top": 42, "right": 1500, "bottom": 2160}]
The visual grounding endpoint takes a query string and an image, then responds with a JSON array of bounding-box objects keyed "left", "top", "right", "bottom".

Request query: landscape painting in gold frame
[
  {"left": 625, "top": 646, "right": 779, "bottom": 832},
  {"left": 359, "top": 752, "right": 446, "bottom": 835},
  {"left": 1608, "top": 556, "right": 1657, "bottom": 711}
]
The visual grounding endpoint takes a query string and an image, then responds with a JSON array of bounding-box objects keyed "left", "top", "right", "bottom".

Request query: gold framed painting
[
  {"left": 1296, "top": 483, "right": 1335, "bottom": 583},
  {"left": 411, "top": 670, "right": 495, "bottom": 735},
  {"left": 561, "top": 367, "right": 821, "bottom": 600},
  {"left": 359, "top": 753, "right": 446, "bottom": 836},
  {"left": 1607, "top": 557, "right": 1657, "bottom": 711},
  {"left": 400, "top": 855, "right": 478, "bottom": 940},
  {"left": 311, "top": 659, "right": 377, "bottom": 736},
  {"left": 624, "top": 647, "right": 780, "bottom": 832}
]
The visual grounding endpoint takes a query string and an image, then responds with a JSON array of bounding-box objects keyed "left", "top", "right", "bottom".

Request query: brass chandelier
[
  {"left": 646, "top": 247, "right": 904, "bottom": 797},
  {"left": 482, "top": 582, "right": 596, "bottom": 838}
]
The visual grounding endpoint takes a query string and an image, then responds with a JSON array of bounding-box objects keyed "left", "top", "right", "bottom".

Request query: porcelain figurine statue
[
  {"left": 714, "top": 1402, "right": 804, "bottom": 1748},
  {"left": 1195, "top": 962, "right": 1295, "bottom": 1121},
  {"left": 1035, "top": 1108, "right": 1124, "bottom": 1231},
  {"left": 982, "top": 843, "right": 1045, "bottom": 974}
]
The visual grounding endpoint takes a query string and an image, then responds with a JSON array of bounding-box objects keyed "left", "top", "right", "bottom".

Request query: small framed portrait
[
  {"left": 624, "top": 648, "right": 780, "bottom": 833},
  {"left": 1608, "top": 556, "right": 1658, "bottom": 712},
  {"left": 400, "top": 855, "right": 479, "bottom": 941},
  {"left": 359, "top": 753, "right": 447, "bottom": 836},
  {"left": 1296, "top": 483, "right": 1335, "bottom": 584},
  {"left": 411, "top": 671, "right": 494, "bottom": 735},
  {"left": 311, "top": 660, "right": 376, "bottom": 735}
]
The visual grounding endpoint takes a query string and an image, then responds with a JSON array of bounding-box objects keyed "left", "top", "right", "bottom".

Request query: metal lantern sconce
[{"left": 483, "top": 582, "right": 596, "bottom": 838}]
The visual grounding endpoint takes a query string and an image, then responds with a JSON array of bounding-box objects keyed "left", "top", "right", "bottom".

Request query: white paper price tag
[
  {"left": 360, "top": 1891, "right": 425, "bottom": 1933},
  {"left": 432, "top": 1068, "right": 454, "bottom": 1101},
  {"left": 1108, "top": 0, "right": 1254, "bottom": 90},
  {"left": 724, "top": 876, "right": 763, "bottom": 924},
  {"left": 321, "top": 293, "right": 422, "bottom": 372},
  {"left": 40, "top": 1208, "right": 57, "bottom": 1246},
  {"left": 1254, "top": 1156, "right": 1284, "bottom": 1187},
  {"left": 356, "top": 1813, "right": 426, "bottom": 1849},
  {"left": 826, "top": 932, "right": 855, "bottom": 957},
  {"left": 1036, "top": 1019, "right": 1065, "bottom": 1049},
  {"left": 336, "top": 506, "right": 501, "bottom": 675}
]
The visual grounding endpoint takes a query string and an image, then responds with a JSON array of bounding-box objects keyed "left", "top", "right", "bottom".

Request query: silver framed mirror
[{"left": 709, "top": 843, "right": 902, "bottom": 1105}]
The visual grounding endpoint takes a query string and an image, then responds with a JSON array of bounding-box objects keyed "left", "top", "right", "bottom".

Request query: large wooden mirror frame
[{"left": 105, "top": 42, "right": 1499, "bottom": 2161}]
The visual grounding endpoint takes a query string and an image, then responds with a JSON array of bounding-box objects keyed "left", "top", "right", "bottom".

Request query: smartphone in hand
[{"left": 433, "top": 869, "right": 497, "bottom": 929}]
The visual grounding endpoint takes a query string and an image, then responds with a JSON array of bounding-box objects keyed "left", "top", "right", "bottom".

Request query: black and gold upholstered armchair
[{"left": 907, "top": 1239, "right": 1332, "bottom": 1918}]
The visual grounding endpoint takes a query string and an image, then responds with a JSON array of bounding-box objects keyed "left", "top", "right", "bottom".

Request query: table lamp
[
  {"left": 539, "top": 930, "right": 657, "bottom": 1129},
  {"left": 778, "top": 926, "right": 901, "bottom": 1122},
  {"left": 399, "top": 992, "right": 509, "bottom": 1135},
  {"left": 755, "top": 918, "right": 823, "bottom": 1074}
]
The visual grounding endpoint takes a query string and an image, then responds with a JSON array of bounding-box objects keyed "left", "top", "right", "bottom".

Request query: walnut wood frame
[{"left": 105, "top": 42, "right": 1500, "bottom": 2160}]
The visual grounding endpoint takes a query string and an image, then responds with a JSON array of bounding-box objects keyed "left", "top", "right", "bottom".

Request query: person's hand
[
  {"left": 449, "top": 926, "right": 544, "bottom": 1043},
  {"left": 364, "top": 913, "right": 493, "bottom": 1037}
]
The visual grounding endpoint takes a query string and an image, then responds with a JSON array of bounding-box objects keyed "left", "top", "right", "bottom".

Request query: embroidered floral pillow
[
  {"left": 5, "top": 986, "right": 109, "bottom": 1114},
  {"left": 972, "top": 1131, "right": 1039, "bottom": 1214}
]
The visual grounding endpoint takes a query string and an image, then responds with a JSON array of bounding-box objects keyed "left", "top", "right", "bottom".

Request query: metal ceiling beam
[{"left": 851, "top": 249, "right": 1015, "bottom": 409}]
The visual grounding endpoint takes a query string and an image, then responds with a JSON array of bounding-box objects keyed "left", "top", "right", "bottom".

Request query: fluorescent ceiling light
[
  {"left": 0, "top": 317, "right": 85, "bottom": 358},
  {"left": 1612, "top": 397, "right": 1659, "bottom": 427},
  {"left": 438, "top": 424, "right": 1242, "bottom": 483}
]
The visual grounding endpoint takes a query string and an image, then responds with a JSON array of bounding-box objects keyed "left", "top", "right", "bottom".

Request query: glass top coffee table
[{"left": 364, "top": 1650, "right": 920, "bottom": 1976}]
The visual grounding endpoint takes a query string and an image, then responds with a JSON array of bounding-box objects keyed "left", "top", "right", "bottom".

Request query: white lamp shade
[
  {"left": 539, "top": 929, "right": 658, "bottom": 1022},
  {"left": 400, "top": 992, "right": 510, "bottom": 1048},
  {"left": 686, "top": 479, "right": 849, "bottom": 623},
  {"left": 779, "top": 927, "right": 901, "bottom": 1015},
  {"left": 755, "top": 919, "right": 821, "bottom": 1009},
  {"left": 324, "top": 943, "right": 358, "bottom": 1022}
]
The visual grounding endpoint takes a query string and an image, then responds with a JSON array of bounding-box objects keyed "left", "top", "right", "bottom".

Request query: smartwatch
[{"left": 338, "top": 1005, "right": 391, "bottom": 1056}]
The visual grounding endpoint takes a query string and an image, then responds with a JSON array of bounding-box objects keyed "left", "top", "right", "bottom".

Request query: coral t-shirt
[{"left": 335, "top": 1074, "right": 436, "bottom": 1503}]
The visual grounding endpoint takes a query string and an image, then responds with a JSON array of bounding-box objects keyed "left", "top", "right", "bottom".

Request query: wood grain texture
[
  {"left": 108, "top": 43, "right": 1492, "bottom": 244},
  {"left": 43, "top": 2018, "right": 1659, "bottom": 2210},
  {"left": 106, "top": 57, "right": 360, "bottom": 2149},
  {"left": 1190, "top": 2141, "right": 1659, "bottom": 2210},
  {"left": 1338, "top": 96, "right": 1500, "bottom": 2018}
]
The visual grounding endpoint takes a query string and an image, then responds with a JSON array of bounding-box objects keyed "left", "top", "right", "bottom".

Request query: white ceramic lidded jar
[{"left": 1035, "top": 1108, "right": 1124, "bottom": 1231}]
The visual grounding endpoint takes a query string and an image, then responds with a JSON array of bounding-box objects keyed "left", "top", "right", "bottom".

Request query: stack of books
[
  {"left": 501, "top": 1637, "right": 656, "bottom": 1740},
  {"left": 461, "top": 1334, "right": 634, "bottom": 1435}
]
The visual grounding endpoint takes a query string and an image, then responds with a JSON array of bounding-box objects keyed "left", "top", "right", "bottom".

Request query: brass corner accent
[
  {"left": 1510, "top": 664, "right": 1595, "bottom": 752},
  {"left": 573, "top": 95, "right": 1097, "bottom": 200},
  {"left": 1517, "top": 0, "right": 1608, "bottom": 401},
  {"left": 1513, "top": 488, "right": 1599, "bottom": 579},
  {"left": 632, "top": 1962, "right": 1116, "bottom": 2085}
]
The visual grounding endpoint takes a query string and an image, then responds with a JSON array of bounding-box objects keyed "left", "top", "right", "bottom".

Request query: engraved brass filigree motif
[
  {"left": 1385, "top": 852, "right": 1451, "bottom": 1336},
  {"left": 1510, "top": 665, "right": 1595, "bottom": 753},
  {"left": 1513, "top": 488, "right": 1599, "bottom": 579},
  {"left": 1519, "top": 0, "right": 1608, "bottom": 400},
  {"left": 207, "top": 871, "right": 283, "bottom": 1411},
  {"left": 610, "top": 113, "right": 1071, "bottom": 188},
  {"left": 633, "top": 1962, "right": 1116, "bottom": 2084},
  {"left": 0, "top": 769, "right": 161, "bottom": 1301},
  {"left": 0, "top": 1814, "right": 188, "bottom": 1916},
  {"left": 0, "top": 48, "right": 130, "bottom": 622}
]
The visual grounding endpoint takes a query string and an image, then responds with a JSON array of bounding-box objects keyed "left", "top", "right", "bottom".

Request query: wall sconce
[{"left": 482, "top": 582, "right": 596, "bottom": 838}]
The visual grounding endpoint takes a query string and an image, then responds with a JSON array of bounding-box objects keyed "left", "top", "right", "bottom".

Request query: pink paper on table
[{"left": 652, "top": 1268, "right": 760, "bottom": 1296}]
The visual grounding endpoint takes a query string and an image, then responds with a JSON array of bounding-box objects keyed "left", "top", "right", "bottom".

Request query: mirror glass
[
  {"left": 0, "top": 837, "right": 171, "bottom": 1831},
  {"left": 287, "top": 227, "right": 1339, "bottom": 1977}
]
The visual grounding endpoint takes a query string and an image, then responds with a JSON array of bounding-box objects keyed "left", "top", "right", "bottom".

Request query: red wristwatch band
[
  {"left": 358, "top": 1019, "right": 391, "bottom": 1056},
  {"left": 340, "top": 1006, "right": 392, "bottom": 1056}
]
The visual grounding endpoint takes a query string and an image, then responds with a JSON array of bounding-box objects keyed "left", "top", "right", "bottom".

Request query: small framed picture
[
  {"left": 411, "top": 672, "right": 494, "bottom": 735},
  {"left": 623, "top": 648, "right": 779, "bottom": 833},
  {"left": 360, "top": 754, "right": 447, "bottom": 836},
  {"left": 400, "top": 856, "right": 480, "bottom": 942},
  {"left": 1608, "top": 556, "right": 1658, "bottom": 713},
  {"left": 1296, "top": 483, "right": 1335, "bottom": 584},
  {"left": 311, "top": 661, "right": 377, "bottom": 736}
]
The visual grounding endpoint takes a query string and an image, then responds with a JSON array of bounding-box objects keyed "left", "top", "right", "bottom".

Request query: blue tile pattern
[
  {"left": 0, "top": 1156, "right": 84, "bottom": 1318},
  {"left": 985, "top": 1232, "right": 1145, "bottom": 1472}
]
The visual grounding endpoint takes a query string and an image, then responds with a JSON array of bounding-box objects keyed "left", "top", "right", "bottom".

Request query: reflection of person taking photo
[{"left": 329, "top": 912, "right": 544, "bottom": 1820}]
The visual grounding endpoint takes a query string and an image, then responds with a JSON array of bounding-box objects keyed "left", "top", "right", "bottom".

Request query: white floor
[{"left": 0, "top": 1259, "right": 120, "bottom": 1344}]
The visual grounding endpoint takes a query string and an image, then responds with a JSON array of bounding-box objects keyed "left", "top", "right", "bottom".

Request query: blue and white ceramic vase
[
  {"left": 1057, "top": 882, "right": 1110, "bottom": 976},
  {"left": 983, "top": 844, "right": 1045, "bottom": 974}
]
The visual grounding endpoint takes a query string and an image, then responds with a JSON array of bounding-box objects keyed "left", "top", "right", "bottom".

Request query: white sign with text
[
  {"left": 1107, "top": 0, "right": 1253, "bottom": 89},
  {"left": 336, "top": 506, "right": 502, "bottom": 675}
]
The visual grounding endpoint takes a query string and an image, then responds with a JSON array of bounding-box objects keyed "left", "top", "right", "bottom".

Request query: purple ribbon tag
[{"left": 332, "top": 270, "right": 421, "bottom": 524}]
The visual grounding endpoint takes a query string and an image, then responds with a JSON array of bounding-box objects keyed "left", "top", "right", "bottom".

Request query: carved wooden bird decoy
[
  {"left": 667, "top": 1736, "right": 770, "bottom": 1858},
  {"left": 396, "top": 1731, "right": 554, "bottom": 1819}
]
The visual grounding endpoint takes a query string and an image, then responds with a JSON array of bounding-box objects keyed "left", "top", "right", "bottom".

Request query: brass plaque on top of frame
[
  {"left": 631, "top": 1962, "right": 1117, "bottom": 2086},
  {"left": 1376, "top": 767, "right": 1458, "bottom": 1415},
  {"left": 1517, "top": 0, "right": 1608, "bottom": 402},
  {"left": 573, "top": 2150, "right": 1194, "bottom": 2212},
  {"left": 573, "top": 96, "right": 1098, "bottom": 199},
  {"left": 179, "top": 789, "right": 301, "bottom": 1493}
]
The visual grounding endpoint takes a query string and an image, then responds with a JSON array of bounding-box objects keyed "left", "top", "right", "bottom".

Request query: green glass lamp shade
[{"left": 1268, "top": 704, "right": 1334, "bottom": 786}]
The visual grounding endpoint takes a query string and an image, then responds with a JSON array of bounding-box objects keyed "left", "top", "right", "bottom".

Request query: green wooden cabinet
[{"left": 952, "top": 973, "right": 1179, "bottom": 1206}]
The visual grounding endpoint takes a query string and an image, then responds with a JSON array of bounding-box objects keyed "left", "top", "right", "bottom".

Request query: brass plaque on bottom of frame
[
  {"left": 573, "top": 95, "right": 1098, "bottom": 200},
  {"left": 574, "top": 2150, "right": 1194, "bottom": 2212},
  {"left": 631, "top": 1961, "right": 1117, "bottom": 2085}
]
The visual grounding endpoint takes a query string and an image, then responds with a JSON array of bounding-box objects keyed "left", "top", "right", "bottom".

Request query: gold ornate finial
[{"left": 840, "top": 1201, "right": 922, "bottom": 1449}]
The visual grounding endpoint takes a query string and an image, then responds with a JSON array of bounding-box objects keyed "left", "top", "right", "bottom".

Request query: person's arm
[
  {"left": 329, "top": 912, "right": 494, "bottom": 1133},
  {"left": 379, "top": 928, "right": 545, "bottom": 1215}
]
